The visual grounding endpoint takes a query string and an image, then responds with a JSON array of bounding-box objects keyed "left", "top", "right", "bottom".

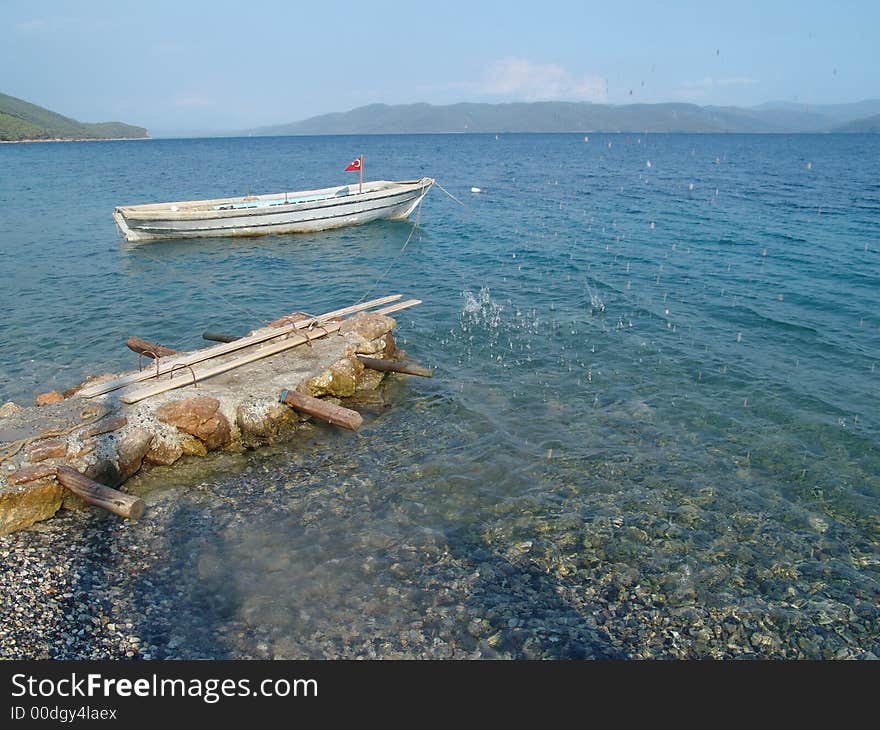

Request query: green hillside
[{"left": 0, "top": 92, "right": 148, "bottom": 141}]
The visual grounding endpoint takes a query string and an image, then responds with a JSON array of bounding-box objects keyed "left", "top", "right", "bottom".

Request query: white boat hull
[{"left": 113, "top": 177, "right": 434, "bottom": 242}]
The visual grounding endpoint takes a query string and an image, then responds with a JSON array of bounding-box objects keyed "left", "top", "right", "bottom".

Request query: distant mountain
[
  {"left": 755, "top": 99, "right": 880, "bottom": 123},
  {"left": 833, "top": 113, "right": 880, "bottom": 133},
  {"left": 249, "top": 100, "right": 880, "bottom": 136},
  {"left": 0, "top": 92, "right": 148, "bottom": 141}
]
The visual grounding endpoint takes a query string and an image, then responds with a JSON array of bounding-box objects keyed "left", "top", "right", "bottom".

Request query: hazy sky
[{"left": 2, "top": 0, "right": 877, "bottom": 135}]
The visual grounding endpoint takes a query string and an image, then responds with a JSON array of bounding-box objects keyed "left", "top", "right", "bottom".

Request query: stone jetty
[{"left": 0, "top": 297, "right": 427, "bottom": 535}]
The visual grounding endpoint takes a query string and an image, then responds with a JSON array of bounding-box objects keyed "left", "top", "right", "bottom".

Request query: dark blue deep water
[{"left": 1, "top": 134, "right": 878, "bottom": 658}]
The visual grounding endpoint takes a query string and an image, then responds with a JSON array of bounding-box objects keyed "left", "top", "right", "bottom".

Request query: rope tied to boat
[
  {"left": 434, "top": 181, "right": 470, "bottom": 210},
  {"left": 353, "top": 179, "right": 474, "bottom": 306},
  {"left": 355, "top": 202, "right": 423, "bottom": 305}
]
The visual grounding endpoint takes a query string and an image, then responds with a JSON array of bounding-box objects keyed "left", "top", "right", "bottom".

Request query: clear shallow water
[{"left": 1, "top": 134, "right": 878, "bottom": 658}]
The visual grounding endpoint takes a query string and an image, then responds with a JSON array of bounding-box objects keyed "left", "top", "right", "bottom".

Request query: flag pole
[{"left": 359, "top": 154, "right": 363, "bottom": 194}]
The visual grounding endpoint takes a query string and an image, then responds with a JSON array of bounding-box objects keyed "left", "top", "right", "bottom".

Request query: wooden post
[
  {"left": 56, "top": 466, "right": 146, "bottom": 520},
  {"left": 202, "top": 330, "right": 240, "bottom": 343},
  {"left": 279, "top": 389, "right": 363, "bottom": 431},
  {"left": 126, "top": 337, "right": 178, "bottom": 358},
  {"left": 356, "top": 355, "right": 433, "bottom": 377}
]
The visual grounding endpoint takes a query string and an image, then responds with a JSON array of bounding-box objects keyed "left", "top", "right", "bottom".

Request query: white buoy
[{"left": 470, "top": 187, "right": 481, "bottom": 193}]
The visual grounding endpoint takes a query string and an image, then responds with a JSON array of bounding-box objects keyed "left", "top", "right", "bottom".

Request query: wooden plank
[
  {"left": 56, "top": 466, "right": 146, "bottom": 520},
  {"left": 78, "top": 294, "right": 403, "bottom": 398},
  {"left": 279, "top": 389, "right": 363, "bottom": 431},
  {"left": 126, "top": 336, "right": 178, "bottom": 358},
  {"left": 356, "top": 355, "right": 433, "bottom": 377},
  {"left": 120, "top": 299, "right": 422, "bottom": 404}
]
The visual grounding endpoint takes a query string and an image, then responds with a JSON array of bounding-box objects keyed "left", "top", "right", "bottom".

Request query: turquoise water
[{"left": 1, "top": 134, "right": 878, "bottom": 658}]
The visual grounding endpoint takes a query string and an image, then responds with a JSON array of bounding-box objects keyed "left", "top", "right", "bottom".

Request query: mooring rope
[
  {"left": 355, "top": 180, "right": 478, "bottom": 305},
  {"left": 434, "top": 181, "right": 469, "bottom": 210},
  {"left": 355, "top": 204, "right": 422, "bottom": 305}
]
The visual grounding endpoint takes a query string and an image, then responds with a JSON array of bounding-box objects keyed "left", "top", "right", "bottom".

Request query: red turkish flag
[{"left": 344, "top": 156, "right": 362, "bottom": 172}]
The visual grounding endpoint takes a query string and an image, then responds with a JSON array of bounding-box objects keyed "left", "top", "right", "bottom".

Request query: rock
[
  {"left": 35, "top": 391, "right": 64, "bottom": 406},
  {"left": 180, "top": 437, "right": 208, "bottom": 457},
  {"left": 305, "top": 357, "right": 362, "bottom": 397},
  {"left": 156, "top": 396, "right": 231, "bottom": 450},
  {"left": 338, "top": 312, "right": 396, "bottom": 341},
  {"left": 27, "top": 439, "right": 68, "bottom": 463},
  {"left": 144, "top": 438, "right": 183, "bottom": 466},
  {"left": 351, "top": 331, "right": 399, "bottom": 356},
  {"left": 199, "top": 414, "right": 231, "bottom": 450},
  {"left": 355, "top": 368, "right": 384, "bottom": 392},
  {"left": 156, "top": 396, "right": 220, "bottom": 432},
  {"left": 116, "top": 428, "right": 155, "bottom": 479},
  {"left": 0, "top": 401, "right": 21, "bottom": 418},
  {"left": 0, "top": 478, "right": 63, "bottom": 535},
  {"left": 236, "top": 403, "right": 293, "bottom": 441}
]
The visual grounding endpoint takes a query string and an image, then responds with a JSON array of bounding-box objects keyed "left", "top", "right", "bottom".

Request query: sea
[{"left": 0, "top": 133, "right": 878, "bottom": 659}]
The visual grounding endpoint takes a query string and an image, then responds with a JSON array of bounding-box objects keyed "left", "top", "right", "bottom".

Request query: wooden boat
[{"left": 113, "top": 177, "right": 434, "bottom": 242}]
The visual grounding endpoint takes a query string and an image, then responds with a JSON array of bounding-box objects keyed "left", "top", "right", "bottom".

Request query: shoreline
[{"left": 0, "top": 136, "right": 151, "bottom": 144}]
